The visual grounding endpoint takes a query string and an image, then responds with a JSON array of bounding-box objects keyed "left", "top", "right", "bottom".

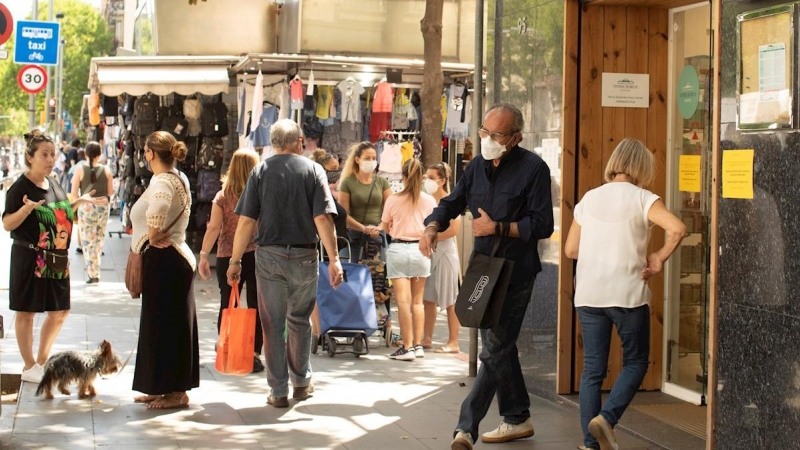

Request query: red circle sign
[
  {"left": 0, "top": 2, "right": 12, "bottom": 47},
  {"left": 17, "top": 65, "right": 48, "bottom": 94}
]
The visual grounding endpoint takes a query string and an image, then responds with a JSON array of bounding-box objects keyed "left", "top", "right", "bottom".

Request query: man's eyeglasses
[{"left": 478, "top": 127, "right": 518, "bottom": 142}]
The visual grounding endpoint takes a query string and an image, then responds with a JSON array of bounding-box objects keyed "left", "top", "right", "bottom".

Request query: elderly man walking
[
  {"left": 421, "top": 104, "right": 554, "bottom": 449},
  {"left": 228, "top": 119, "right": 343, "bottom": 408}
]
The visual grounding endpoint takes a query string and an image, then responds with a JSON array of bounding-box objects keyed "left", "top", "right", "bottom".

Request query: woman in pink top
[
  {"left": 197, "top": 149, "right": 264, "bottom": 373},
  {"left": 380, "top": 159, "right": 437, "bottom": 361}
]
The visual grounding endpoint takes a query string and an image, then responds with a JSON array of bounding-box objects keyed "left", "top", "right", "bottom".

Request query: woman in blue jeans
[{"left": 565, "top": 138, "right": 686, "bottom": 450}]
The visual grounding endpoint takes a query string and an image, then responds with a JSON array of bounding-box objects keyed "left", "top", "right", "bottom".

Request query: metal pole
[
  {"left": 45, "top": 0, "right": 54, "bottom": 134},
  {"left": 28, "top": 1, "right": 39, "bottom": 130},
  {"left": 55, "top": 37, "right": 63, "bottom": 138},
  {"left": 469, "top": 0, "right": 485, "bottom": 379}
]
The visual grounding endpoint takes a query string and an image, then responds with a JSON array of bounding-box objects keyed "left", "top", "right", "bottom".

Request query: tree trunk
[{"left": 420, "top": 0, "right": 445, "bottom": 167}]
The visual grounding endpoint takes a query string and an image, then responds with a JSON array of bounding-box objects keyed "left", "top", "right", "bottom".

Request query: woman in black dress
[
  {"left": 1, "top": 130, "right": 99, "bottom": 383},
  {"left": 129, "top": 131, "right": 198, "bottom": 409}
]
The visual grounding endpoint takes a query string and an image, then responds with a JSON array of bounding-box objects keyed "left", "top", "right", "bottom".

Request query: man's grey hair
[
  {"left": 486, "top": 104, "right": 524, "bottom": 132},
  {"left": 270, "top": 119, "right": 303, "bottom": 149}
]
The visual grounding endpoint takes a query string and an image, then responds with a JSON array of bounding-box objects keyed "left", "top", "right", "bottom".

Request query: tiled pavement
[{"left": 0, "top": 186, "right": 657, "bottom": 450}]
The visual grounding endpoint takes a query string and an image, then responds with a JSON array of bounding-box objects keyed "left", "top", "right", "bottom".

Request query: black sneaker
[
  {"left": 252, "top": 355, "right": 265, "bottom": 373},
  {"left": 86, "top": 278, "right": 99, "bottom": 285},
  {"left": 388, "top": 346, "right": 416, "bottom": 361},
  {"left": 75, "top": 247, "right": 83, "bottom": 254}
]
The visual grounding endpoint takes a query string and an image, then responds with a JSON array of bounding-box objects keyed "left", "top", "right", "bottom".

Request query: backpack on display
[
  {"left": 160, "top": 105, "right": 189, "bottom": 141},
  {"left": 183, "top": 98, "right": 203, "bottom": 136},
  {"left": 132, "top": 136, "right": 153, "bottom": 178},
  {"left": 195, "top": 202, "right": 212, "bottom": 230},
  {"left": 198, "top": 137, "right": 224, "bottom": 170},
  {"left": 197, "top": 168, "right": 222, "bottom": 202},
  {"left": 121, "top": 95, "right": 136, "bottom": 118},
  {"left": 178, "top": 136, "right": 199, "bottom": 175},
  {"left": 133, "top": 96, "right": 159, "bottom": 136},
  {"left": 201, "top": 101, "right": 230, "bottom": 137}
]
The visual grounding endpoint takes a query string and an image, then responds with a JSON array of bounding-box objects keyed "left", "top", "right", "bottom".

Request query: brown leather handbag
[{"left": 126, "top": 173, "right": 188, "bottom": 299}]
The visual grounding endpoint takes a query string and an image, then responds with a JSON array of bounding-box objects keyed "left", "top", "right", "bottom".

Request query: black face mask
[{"left": 326, "top": 169, "right": 342, "bottom": 185}]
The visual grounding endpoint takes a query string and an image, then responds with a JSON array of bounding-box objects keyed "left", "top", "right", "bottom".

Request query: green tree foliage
[{"left": 0, "top": 0, "right": 112, "bottom": 136}]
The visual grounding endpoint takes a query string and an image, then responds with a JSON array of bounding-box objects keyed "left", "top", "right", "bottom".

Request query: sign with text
[
  {"left": 13, "top": 20, "right": 60, "bottom": 66},
  {"left": 17, "top": 64, "right": 47, "bottom": 94},
  {"left": 0, "top": 2, "right": 13, "bottom": 47},
  {"left": 722, "top": 149, "right": 754, "bottom": 199},
  {"left": 601, "top": 73, "right": 649, "bottom": 108},
  {"left": 679, "top": 155, "right": 702, "bottom": 193}
]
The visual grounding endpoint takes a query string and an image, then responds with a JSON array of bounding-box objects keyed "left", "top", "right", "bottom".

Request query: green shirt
[{"left": 339, "top": 175, "right": 390, "bottom": 225}]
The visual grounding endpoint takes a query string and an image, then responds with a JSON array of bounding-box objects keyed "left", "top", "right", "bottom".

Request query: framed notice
[
  {"left": 601, "top": 73, "right": 649, "bottom": 108},
  {"left": 737, "top": 5, "right": 795, "bottom": 130}
]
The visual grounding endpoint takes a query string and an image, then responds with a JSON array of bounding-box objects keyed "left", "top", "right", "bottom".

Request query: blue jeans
[
  {"left": 577, "top": 305, "right": 650, "bottom": 449},
  {"left": 455, "top": 280, "right": 535, "bottom": 442},
  {"left": 255, "top": 246, "right": 319, "bottom": 398}
]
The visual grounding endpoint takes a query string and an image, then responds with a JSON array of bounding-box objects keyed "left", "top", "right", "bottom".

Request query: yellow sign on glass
[
  {"left": 679, "top": 155, "right": 702, "bottom": 193},
  {"left": 722, "top": 149, "right": 754, "bottom": 199}
]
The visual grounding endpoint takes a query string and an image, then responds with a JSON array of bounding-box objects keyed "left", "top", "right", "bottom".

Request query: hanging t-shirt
[
  {"left": 380, "top": 143, "right": 403, "bottom": 174},
  {"left": 400, "top": 142, "right": 415, "bottom": 165},
  {"left": 251, "top": 105, "right": 280, "bottom": 147},
  {"left": 237, "top": 82, "right": 247, "bottom": 135},
  {"left": 279, "top": 81, "right": 291, "bottom": 120},
  {"left": 290, "top": 78, "right": 304, "bottom": 110},
  {"left": 337, "top": 78, "right": 366, "bottom": 123},
  {"left": 444, "top": 83, "right": 471, "bottom": 140},
  {"left": 251, "top": 71, "right": 264, "bottom": 128},
  {"left": 316, "top": 86, "right": 333, "bottom": 119},
  {"left": 372, "top": 81, "right": 393, "bottom": 113}
]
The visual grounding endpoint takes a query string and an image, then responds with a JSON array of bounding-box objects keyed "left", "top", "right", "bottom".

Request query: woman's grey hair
[
  {"left": 604, "top": 138, "right": 655, "bottom": 187},
  {"left": 486, "top": 104, "right": 524, "bottom": 132},
  {"left": 270, "top": 119, "right": 303, "bottom": 149}
]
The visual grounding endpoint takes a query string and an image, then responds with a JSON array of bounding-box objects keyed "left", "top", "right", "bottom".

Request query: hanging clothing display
[
  {"left": 306, "top": 70, "right": 316, "bottom": 96},
  {"left": 237, "top": 80, "right": 247, "bottom": 135},
  {"left": 250, "top": 71, "right": 264, "bottom": 128},
  {"left": 290, "top": 77, "right": 304, "bottom": 110},
  {"left": 316, "top": 86, "right": 333, "bottom": 120},
  {"left": 337, "top": 77, "right": 366, "bottom": 123},
  {"left": 278, "top": 81, "right": 290, "bottom": 120},
  {"left": 444, "top": 82, "right": 471, "bottom": 140},
  {"left": 372, "top": 81, "right": 393, "bottom": 113}
]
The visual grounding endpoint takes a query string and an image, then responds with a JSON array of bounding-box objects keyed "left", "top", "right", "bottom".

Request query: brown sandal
[
  {"left": 134, "top": 394, "right": 162, "bottom": 403},
  {"left": 146, "top": 393, "right": 189, "bottom": 409}
]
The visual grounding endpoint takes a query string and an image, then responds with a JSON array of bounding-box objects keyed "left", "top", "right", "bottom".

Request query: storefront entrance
[{"left": 664, "top": 2, "right": 713, "bottom": 405}]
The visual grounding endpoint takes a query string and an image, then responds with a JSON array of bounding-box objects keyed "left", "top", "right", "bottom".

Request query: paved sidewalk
[{"left": 0, "top": 200, "right": 655, "bottom": 449}]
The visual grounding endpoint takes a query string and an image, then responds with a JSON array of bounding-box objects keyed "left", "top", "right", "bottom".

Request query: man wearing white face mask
[{"left": 421, "top": 104, "right": 554, "bottom": 450}]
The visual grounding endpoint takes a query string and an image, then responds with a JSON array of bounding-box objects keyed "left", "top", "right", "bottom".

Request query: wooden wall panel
[
  {"left": 557, "top": 0, "right": 581, "bottom": 395},
  {"left": 645, "top": 7, "right": 669, "bottom": 391},
  {"left": 574, "top": 3, "right": 605, "bottom": 392},
  {"left": 565, "top": 4, "right": 668, "bottom": 394}
]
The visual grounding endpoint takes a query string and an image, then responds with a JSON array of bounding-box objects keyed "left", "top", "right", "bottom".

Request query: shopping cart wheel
[
  {"left": 311, "top": 334, "right": 319, "bottom": 354},
  {"left": 327, "top": 337, "right": 337, "bottom": 358},
  {"left": 384, "top": 323, "right": 392, "bottom": 347},
  {"left": 353, "top": 336, "right": 365, "bottom": 355}
]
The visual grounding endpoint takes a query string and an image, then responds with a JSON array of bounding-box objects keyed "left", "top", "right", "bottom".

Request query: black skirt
[
  {"left": 9, "top": 245, "right": 70, "bottom": 312},
  {"left": 132, "top": 246, "right": 199, "bottom": 395}
]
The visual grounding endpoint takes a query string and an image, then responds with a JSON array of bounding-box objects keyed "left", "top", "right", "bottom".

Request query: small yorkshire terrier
[{"left": 35, "top": 340, "right": 122, "bottom": 399}]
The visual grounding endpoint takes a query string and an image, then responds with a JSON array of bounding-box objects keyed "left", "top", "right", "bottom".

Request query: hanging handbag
[
  {"left": 455, "top": 235, "right": 514, "bottom": 329},
  {"left": 215, "top": 284, "right": 256, "bottom": 375},
  {"left": 125, "top": 172, "right": 188, "bottom": 299}
]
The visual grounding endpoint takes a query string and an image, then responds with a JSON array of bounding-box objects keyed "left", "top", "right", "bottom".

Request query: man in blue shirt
[
  {"left": 421, "top": 104, "right": 554, "bottom": 449},
  {"left": 228, "top": 119, "right": 343, "bottom": 408}
]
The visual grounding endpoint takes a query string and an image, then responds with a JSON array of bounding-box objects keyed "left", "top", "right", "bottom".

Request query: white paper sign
[{"left": 602, "top": 73, "right": 650, "bottom": 108}]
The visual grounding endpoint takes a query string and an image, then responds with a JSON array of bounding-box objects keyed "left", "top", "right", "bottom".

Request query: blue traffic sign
[{"left": 13, "top": 20, "right": 60, "bottom": 66}]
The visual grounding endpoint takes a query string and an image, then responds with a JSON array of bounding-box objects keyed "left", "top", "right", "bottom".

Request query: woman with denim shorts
[
  {"left": 379, "top": 158, "right": 436, "bottom": 361},
  {"left": 565, "top": 138, "right": 686, "bottom": 450}
]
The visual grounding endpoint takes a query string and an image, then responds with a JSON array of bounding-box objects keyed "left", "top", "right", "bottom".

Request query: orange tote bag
[{"left": 215, "top": 284, "right": 256, "bottom": 375}]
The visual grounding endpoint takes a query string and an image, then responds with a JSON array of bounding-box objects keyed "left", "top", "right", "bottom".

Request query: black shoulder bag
[{"left": 455, "top": 231, "right": 514, "bottom": 329}]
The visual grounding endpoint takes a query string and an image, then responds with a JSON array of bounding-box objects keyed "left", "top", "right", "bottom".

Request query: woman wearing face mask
[
  {"left": 421, "top": 163, "right": 461, "bottom": 353},
  {"left": 338, "top": 142, "right": 391, "bottom": 263}
]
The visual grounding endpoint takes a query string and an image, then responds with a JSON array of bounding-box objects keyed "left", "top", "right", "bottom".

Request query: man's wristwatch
[{"left": 230, "top": 260, "right": 242, "bottom": 266}]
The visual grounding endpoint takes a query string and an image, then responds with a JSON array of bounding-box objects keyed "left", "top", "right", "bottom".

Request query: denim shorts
[{"left": 386, "top": 242, "right": 431, "bottom": 279}]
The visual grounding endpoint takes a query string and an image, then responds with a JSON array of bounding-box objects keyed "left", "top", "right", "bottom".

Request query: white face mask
[
  {"left": 360, "top": 160, "right": 378, "bottom": 173},
  {"left": 481, "top": 136, "right": 507, "bottom": 160},
  {"left": 423, "top": 179, "right": 440, "bottom": 194}
]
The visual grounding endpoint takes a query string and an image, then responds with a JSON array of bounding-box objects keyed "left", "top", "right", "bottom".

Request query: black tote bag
[{"left": 455, "top": 236, "right": 514, "bottom": 329}]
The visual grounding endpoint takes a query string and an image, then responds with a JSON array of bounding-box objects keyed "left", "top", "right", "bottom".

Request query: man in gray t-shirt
[{"left": 228, "top": 119, "right": 343, "bottom": 407}]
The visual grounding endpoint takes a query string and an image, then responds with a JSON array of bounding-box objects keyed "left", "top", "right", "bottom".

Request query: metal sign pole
[
  {"left": 45, "top": 0, "right": 53, "bottom": 134},
  {"left": 28, "top": 1, "right": 38, "bottom": 130}
]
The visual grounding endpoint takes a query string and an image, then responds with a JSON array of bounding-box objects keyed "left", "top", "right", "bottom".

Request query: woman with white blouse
[{"left": 129, "top": 131, "right": 198, "bottom": 410}]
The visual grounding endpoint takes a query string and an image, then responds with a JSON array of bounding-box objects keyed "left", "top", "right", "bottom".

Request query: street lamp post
[
  {"left": 27, "top": 1, "right": 38, "bottom": 130},
  {"left": 45, "top": 0, "right": 54, "bottom": 134}
]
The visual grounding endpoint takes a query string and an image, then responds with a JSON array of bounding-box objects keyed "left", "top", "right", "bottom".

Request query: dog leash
[{"left": 101, "top": 340, "right": 138, "bottom": 380}]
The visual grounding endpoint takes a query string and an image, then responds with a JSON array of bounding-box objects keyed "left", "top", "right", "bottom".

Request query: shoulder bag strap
[
  {"left": 360, "top": 176, "right": 378, "bottom": 226},
  {"left": 160, "top": 172, "right": 189, "bottom": 234}
]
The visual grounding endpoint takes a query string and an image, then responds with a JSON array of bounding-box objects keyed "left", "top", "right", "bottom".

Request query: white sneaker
[
  {"left": 451, "top": 430, "right": 473, "bottom": 450},
  {"left": 21, "top": 363, "right": 44, "bottom": 383},
  {"left": 588, "top": 415, "right": 619, "bottom": 450},
  {"left": 388, "top": 346, "right": 416, "bottom": 361},
  {"left": 480, "top": 417, "right": 535, "bottom": 443},
  {"left": 414, "top": 345, "right": 425, "bottom": 358}
]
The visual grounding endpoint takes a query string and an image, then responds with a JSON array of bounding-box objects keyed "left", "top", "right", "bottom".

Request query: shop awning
[{"left": 89, "top": 56, "right": 239, "bottom": 96}]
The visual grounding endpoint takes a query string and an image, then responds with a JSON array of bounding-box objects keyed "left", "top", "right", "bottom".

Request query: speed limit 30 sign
[{"left": 17, "top": 64, "right": 48, "bottom": 94}]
